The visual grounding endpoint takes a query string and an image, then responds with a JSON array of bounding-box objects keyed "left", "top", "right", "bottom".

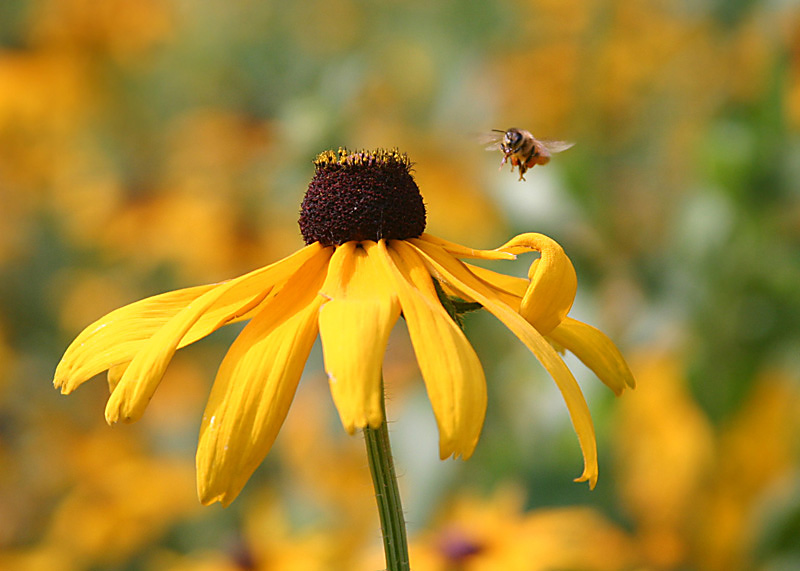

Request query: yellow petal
[
  {"left": 55, "top": 271, "right": 279, "bottom": 394},
  {"left": 463, "top": 263, "right": 527, "bottom": 310},
  {"left": 318, "top": 242, "right": 401, "bottom": 433},
  {"left": 547, "top": 317, "right": 636, "bottom": 396},
  {"left": 106, "top": 362, "right": 129, "bottom": 393},
  {"left": 375, "top": 240, "right": 487, "bottom": 459},
  {"left": 196, "top": 250, "right": 330, "bottom": 506},
  {"left": 496, "top": 233, "right": 577, "bottom": 335},
  {"left": 105, "top": 243, "right": 326, "bottom": 424},
  {"left": 464, "top": 263, "right": 528, "bottom": 297},
  {"left": 410, "top": 237, "right": 598, "bottom": 488},
  {"left": 418, "top": 233, "right": 516, "bottom": 261},
  {"left": 54, "top": 284, "right": 216, "bottom": 393}
]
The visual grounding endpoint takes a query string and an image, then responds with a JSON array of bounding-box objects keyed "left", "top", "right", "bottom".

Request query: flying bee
[{"left": 485, "top": 128, "right": 574, "bottom": 181}]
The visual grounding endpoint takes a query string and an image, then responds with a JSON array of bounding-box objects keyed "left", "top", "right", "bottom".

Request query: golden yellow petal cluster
[{"left": 55, "top": 231, "right": 634, "bottom": 505}]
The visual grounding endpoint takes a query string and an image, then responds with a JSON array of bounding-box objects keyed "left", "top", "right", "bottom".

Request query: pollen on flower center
[{"left": 298, "top": 147, "right": 427, "bottom": 246}]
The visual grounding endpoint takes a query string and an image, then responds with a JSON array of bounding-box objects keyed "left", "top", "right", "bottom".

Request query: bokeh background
[{"left": 2, "top": 0, "right": 800, "bottom": 569}]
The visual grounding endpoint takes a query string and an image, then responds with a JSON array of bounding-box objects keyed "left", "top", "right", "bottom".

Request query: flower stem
[{"left": 363, "top": 388, "right": 410, "bottom": 571}]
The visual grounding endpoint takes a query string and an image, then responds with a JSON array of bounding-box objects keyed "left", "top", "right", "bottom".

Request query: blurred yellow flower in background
[
  {"left": 0, "top": 431, "right": 197, "bottom": 571},
  {"left": 614, "top": 351, "right": 715, "bottom": 568},
  {"left": 614, "top": 352, "right": 800, "bottom": 571},
  {"left": 54, "top": 147, "right": 633, "bottom": 508},
  {"left": 402, "top": 487, "right": 640, "bottom": 571}
]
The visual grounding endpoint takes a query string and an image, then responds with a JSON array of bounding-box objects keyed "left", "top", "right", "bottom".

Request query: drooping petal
[
  {"left": 54, "top": 284, "right": 216, "bottom": 393},
  {"left": 106, "top": 362, "right": 129, "bottom": 393},
  {"left": 196, "top": 248, "right": 331, "bottom": 506},
  {"left": 318, "top": 242, "right": 401, "bottom": 433},
  {"left": 374, "top": 240, "right": 487, "bottom": 459},
  {"left": 410, "top": 237, "right": 598, "bottom": 488},
  {"left": 56, "top": 268, "right": 281, "bottom": 394},
  {"left": 418, "top": 233, "right": 516, "bottom": 261},
  {"left": 496, "top": 233, "right": 577, "bottom": 335},
  {"left": 105, "top": 243, "right": 327, "bottom": 424},
  {"left": 463, "top": 263, "right": 527, "bottom": 310},
  {"left": 464, "top": 263, "right": 528, "bottom": 297},
  {"left": 547, "top": 317, "right": 636, "bottom": 396}
]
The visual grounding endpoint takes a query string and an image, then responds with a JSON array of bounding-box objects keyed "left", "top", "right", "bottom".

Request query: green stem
[{"left": 363, "top": 386, "right": 410, "bottom": 571}]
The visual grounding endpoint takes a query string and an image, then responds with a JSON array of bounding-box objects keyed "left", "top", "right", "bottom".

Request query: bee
[{"left": 486, "top": 128, "right": 574, "bottom": 181}]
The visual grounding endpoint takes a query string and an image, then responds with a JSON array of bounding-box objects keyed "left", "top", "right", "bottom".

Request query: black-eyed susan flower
[{"left": 54, "top": 148, "right": 634, "bottom": 508}]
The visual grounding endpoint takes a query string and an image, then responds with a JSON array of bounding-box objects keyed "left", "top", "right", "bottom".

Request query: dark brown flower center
[{"left": 298, "top": 148, "right": 427, "bottom": 246}]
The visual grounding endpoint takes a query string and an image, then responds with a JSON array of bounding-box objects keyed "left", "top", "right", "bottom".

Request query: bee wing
[
  {"left": 479, "top": 130, "right": 506, "bottom": 151},
  {"left": 539, "top": 140, "right": 575, "bottom": 154}
]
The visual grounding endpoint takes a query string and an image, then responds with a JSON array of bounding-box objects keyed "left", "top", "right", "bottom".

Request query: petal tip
[
  {"left": 438, "top": 438, "right": 477, "bottom": 461},
  {"left": 104, "top": 402, "right": 139, "bottom": 425},
  {"left": 574, "top": 471, "right": 598, "bottom": 490},
  {"left": 198, "top": 489, "right": 226, "bottom": 507},
  {"left": 198, "top": 485, "right": 237, "bottom": 507},
  {"left": 458, "top": 447, "right": 476, "bottom": 461},
  {"left": 493, "top": 250, "right": 517, "bottom": 260}
]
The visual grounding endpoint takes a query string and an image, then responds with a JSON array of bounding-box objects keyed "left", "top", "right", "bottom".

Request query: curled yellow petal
[
  {"left": 548, "top": 317, "right": 636, "bottom": 396},
  {"left": 418, "top": 233, "right": 516, "bottom": 261},
  {"left": 375, "top": 240, "right": 487, "bottom": 459},
  {"left": 464, "top": 263, "right": 528, "bottom": 297},
  {"left": 496, "top": 233, "right": 577, "bottom": 335},
  {"left": 318, "top": 242, "right": 401, "bottom": 434},
  {"left": 410, "top": 237, "right": 598, "bottom": 488},
  {"left": 197, "top": 250, "right": 330, "bottom": 506},
  {"left": 463, "top": 262, "right": 527, "bottom": 310}
]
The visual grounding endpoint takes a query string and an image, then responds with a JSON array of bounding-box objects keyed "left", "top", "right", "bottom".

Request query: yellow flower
[
  {"left": 54, "top": 148, "right": 634, "bottom": 507},
  {"left": 404, "top": 487, "right": 641, "bottom": 571}
]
